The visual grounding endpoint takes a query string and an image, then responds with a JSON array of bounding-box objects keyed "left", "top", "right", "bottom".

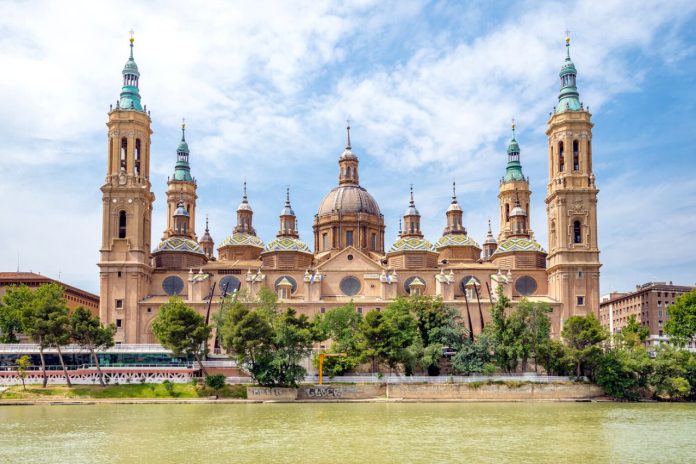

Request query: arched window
[
  {"left": 573, "top": 140, "right": 579, "bottom": 171},
  {"left": 120, "top": 138, "right": 128, "bottom": 171},
  {"left": 573, "top": 220, "right": 582, "bottom": 244},
  {"left": 558, "top": 142, "right": 564, "bottom": 172},
  {"left": 505, "top": 203, "right": 510, "bottom": 222},
  {"left": 118, "top": 211, "right": 127, "bottom": 239},
  {"left": 135, "top": 139, "right": 141, "bottom": 177}
]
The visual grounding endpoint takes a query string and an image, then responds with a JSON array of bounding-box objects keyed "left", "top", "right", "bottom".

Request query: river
[{"left": 1, "top": 402, "right": 694, "bottom": 463}]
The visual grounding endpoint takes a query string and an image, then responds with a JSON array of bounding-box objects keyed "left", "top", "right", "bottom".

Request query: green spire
[
  {"left": 556, "top": 34, "right": 582, "bottom": 113},
  {"left": 118, "top": 31, "right": 143, "bottom": 111},
  {"left": 503, "top": 119, "right": 525, "bottom": 182},
  {"left": 173, "top": 119, "right": 193, "bottom": 182}
]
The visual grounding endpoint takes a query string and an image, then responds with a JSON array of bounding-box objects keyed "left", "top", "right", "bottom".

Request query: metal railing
[{"left": 227, "top": 374, "right": 578, "bottom": 385}]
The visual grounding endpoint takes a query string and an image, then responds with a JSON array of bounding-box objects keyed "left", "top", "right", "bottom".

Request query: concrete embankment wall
[{"left": 247, "top": 383, "right": 603, "bottom": 401}]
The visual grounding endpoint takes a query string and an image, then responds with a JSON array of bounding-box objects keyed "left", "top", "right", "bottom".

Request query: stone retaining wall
[{"left": 247, "top": 382, "right": 603, "bottom": 401}]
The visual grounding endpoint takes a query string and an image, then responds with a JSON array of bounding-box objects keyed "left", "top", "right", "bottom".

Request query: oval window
[
  {"left": 515, "top": 276, "right": 537, "bottom": 296},
  {"left": 340, "top": 276, "right": 361, "bottom": 297},
  {"left": 219, "top": 276, "right": 241, "bottom": 295},
  {"left": 274, "top": 275, "right": 298, "bottom": 294},
  {"left": 162, "top": 276, "right": 184, "bottom": 296}
]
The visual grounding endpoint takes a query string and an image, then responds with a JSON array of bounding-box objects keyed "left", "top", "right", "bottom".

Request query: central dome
[{"left": 317, "top": 185, "right": 381, "bottom": 217}]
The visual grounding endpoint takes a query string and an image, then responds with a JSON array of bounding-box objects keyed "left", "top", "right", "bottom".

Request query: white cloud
[{"left": 0, "top": 0, "right": 694, "bottom": 293}]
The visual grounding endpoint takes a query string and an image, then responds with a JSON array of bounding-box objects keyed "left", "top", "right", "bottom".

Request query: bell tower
[
  {"left": 545, "top": 36, "right": 601, "bottom": 321},
  {"left": 498, "top": 120, "right": 531, "bottom": 242},
  {"left": 98, "top": 33, "right": 155, "bottom": 342}
]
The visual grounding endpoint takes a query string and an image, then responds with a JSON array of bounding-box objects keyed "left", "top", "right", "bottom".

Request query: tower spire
[
  {"left": 119, "top": 31, "right": 143, "bottom": 111},
  {"left": 452, "top": 180, "right": 457, "bottom": 203},
  {"left": 346, "top": 119, "right": 352, "bottom": 150},
  {"left": 503, "top": 119, "right": 524, "bottom": 182},
  {"left": 173, "top": 118, "right": 192, "bottom": 181},
  {"left": 556, "top": 33, "right": 582, "bottom": 112}
]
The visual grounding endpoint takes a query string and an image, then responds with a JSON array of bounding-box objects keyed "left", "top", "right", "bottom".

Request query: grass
[{"left": 0, "top": 383, "right": 247, "bottom": 400}]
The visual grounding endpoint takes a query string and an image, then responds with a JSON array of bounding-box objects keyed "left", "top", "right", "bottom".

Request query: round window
[
  {"left": 458, "top": 275, "right": 480, "bottom": 293},
  {"left": 219, "top": 276, "right": 241, "bottom": 295},
  {"left": 404, "top": 276, "right": 426, "bottom": 294},
  {"left": 162, "top": 276, "right": 184, "bottom": 296},
  {"left": 340, "top": 276, "right": 361, "bottom": 296},
  {"left": 347, "top": 254, "right": 354, "bottom": 261},
  {"left": 274, "top": 275, "right": 298, "bottom": 294},
  {"left": 515, "top": 276, "right": 537, "bottom": 296}
]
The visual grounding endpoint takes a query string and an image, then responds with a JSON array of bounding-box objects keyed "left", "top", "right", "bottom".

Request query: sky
[{"left": 0, "top": 0, "right": 695, "bottom": 295}]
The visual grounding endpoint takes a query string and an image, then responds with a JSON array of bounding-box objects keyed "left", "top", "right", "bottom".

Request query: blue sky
[{"left": 0, "top": 0, "right": 694, "bottom": 295}]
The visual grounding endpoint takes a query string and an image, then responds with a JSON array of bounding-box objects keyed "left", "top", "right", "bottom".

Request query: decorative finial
[
  {"left": 243, "top": 180, "right": 247, "bottom": 201},
  {"left": 205, "top": 214, "right": 210, "bottom": 232},
  {"left": 129, "top": 29, "right": 135, "bottom": 58},
  {"left": 346, "top": 119, "right": 352, "bottom": 149},
  {"left": 452, "top": 180, "right": 457, "bottom": 201},
  {"left": 488, "top": 218, "right": 492, "bottom": 233},
  {"left": 511, "top": 118, "right": 516, "bottom": 137},
  {"left": 409, "top": 184, "right": 415, "bottom": 205},
  {"left": 398, "top": 218, "right": 402, "bottom": 234},
  {"left": 565, "top": 30, "right": 571, "bottom": 58},
  {"left": 286, "top": 185, "right": 291, "bottom": 205},
  {"left": 515, "top": 191, "right": 521, "bottom": 207},
  {"left": 181, "top": 118, "right": 186, "bottom": 141}
]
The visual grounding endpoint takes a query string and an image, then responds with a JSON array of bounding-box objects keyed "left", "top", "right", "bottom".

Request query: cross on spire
[{"left": 181, "top": 118, "right": 186, "bottom": 141}]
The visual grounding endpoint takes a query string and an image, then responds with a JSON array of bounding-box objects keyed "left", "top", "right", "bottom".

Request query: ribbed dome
[
  {"left": 317, "top": 185, "right": 381, "bottom": 217},
  {"left": 153, "top": 237, "right": 205, "bottom": 255}
]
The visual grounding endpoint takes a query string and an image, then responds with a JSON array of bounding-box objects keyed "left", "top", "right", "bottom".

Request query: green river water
[{"left": 1, "top": 402, "right": 695, "bottom": 463}]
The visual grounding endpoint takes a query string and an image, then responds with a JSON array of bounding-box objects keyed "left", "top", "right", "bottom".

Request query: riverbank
[{"left": 0, "top": 381, "right": 608, "bottom": 404}]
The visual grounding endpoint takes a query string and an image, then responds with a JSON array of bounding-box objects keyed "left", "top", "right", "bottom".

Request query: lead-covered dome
[{"left": 317, "top": 185, "right": 381, "bottom": 217}]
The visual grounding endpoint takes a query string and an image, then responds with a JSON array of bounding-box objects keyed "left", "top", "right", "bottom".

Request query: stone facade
[{"left": 99, "top": 37, "right": 601, "bottom": 345}]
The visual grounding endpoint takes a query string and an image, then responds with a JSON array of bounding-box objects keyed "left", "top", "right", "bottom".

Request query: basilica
[{"left": 99, "top": 36, "right": 600, "bottom": 344}]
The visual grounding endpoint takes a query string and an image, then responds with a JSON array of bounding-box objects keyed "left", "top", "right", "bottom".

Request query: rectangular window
[
  {"left": 115, "top": 299, "right": 123, "bottom": 309},
  {"left": 371, "top": 233, "right": 377, "bottom": 250},
  {"left": 576, "top": 296, "right": 585, "bottom": 306},
  {"left": 357, "top": 307, "right": 363, "bottom": 314},
  {"left": 346, "top": 230, "right": 353, "bottom": 246},
  {"left": 322, "top": 233, "right": 328, "bottom": 251},
  {"left": 116, "top": 319, "right": 122, "bottom": 328},
  {"left": 320, "top": 307, "right": 326, "bottom": 314},
  {"left": 658, "top": 310, "right": 662, "bottom": 317},
  {"left": 117, "top": 271, "right": 122, "bottom": 278},
  {"left": 657, "top": 301, "right": 662, "bottom": 307}
]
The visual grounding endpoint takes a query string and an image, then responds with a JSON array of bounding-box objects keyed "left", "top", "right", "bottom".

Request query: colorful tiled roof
[
  {"left": 153, "top": 237, "right": 205, "bottom": 255},
  {"left": 262, "top": 237, "right": 312, "bottom": 254},
  {"left": 435, "top": 234, "right": 481, "bottom": 250},
  {"left": 492, "top": 237, "right": 546, "bottom": 256},
  {"left": 218, "top": 232, "right": 264, "bottom": 249},
  {"left": 389, "top": 237, "right": 435, "bottom": 253}
]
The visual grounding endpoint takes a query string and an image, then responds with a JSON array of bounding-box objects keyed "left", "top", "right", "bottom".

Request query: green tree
[
  {"left": 512, "top": 299, "right": 552, "bottom": 372},
  {"left": 70, "top": 307, "right": 116, "bottom": 386},
  {"left": 406, "top": 296, "right": 467, "bottom": 375},
  {"left": 22, "top": 283, "right": 72, "bottom": 387},
  {"left": 357, "top": 310, "right": 389, "bottom": 373},
  {"left": 219, "top": 291, "right": 315, "bottom": 387},
  {"left": 595, "top": 346, "right": 652, "bottom": 401},
  {"left": 451, "top": 333, "right": 493, "bottom": 375},
  {"left": 0, "top": 285, "right": 33, "bottom": 343},
  {"left": 15, "top": 355, "right": 31, "bottom": 391},
  {"left": 537, "top": 339, "right": 575, "bottom": 376},
  {"left": 487, "top": 285, "right": 524, "bottom": 373},
  {"left": 313, "top": 303, "right": 362, "bottom": 376},
  {"left": 649, "top": 345, "right": 695, "bottom": 400},
  {"left": 561, "top": 313, "right": 607, "bottom": 378},
  {"left": 621, "top": 315, "right": 649, "bottom": 348},
  {"left": 664, "top": 290, "right": 696, "bottom": 347},
  {"left": 379, "top": 299, "right": 419, "bottom": 374},
  {"left": 152, "top": 296, "right": 212, "bottom": 375}
]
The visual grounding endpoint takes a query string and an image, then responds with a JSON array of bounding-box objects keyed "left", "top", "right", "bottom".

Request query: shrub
[
  {"left": 204, "top": 374, "right": 226, "bottom": 390},
  {"left": 162, "top": 380, "right": 174, "bottom": 396}
]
